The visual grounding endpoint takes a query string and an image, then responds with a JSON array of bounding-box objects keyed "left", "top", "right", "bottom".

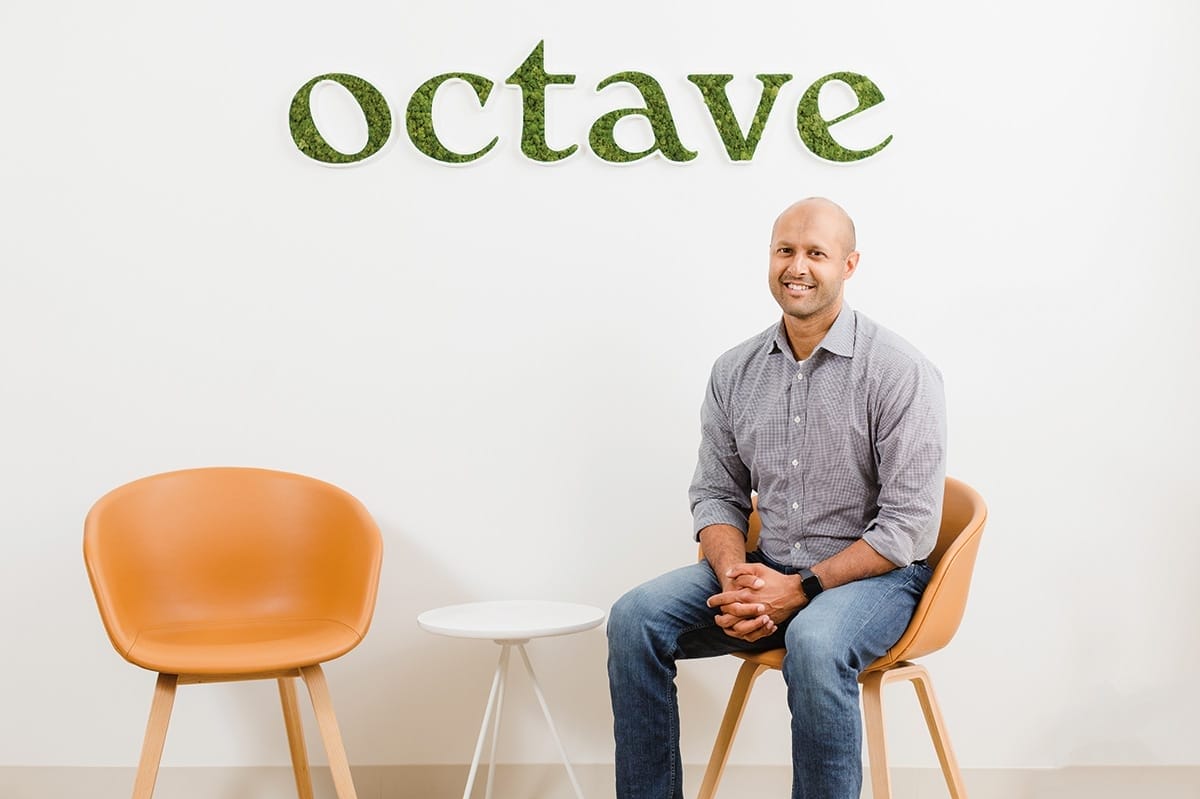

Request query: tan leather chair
[
  {"left": 84, "top": 467, "right": 384, "bottom": 799},
  {"left": 697, "top": 477, "right": 987, "bottom": 799}
]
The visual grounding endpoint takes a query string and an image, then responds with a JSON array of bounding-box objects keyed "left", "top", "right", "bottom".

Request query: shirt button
[
  {"left": 792, "top": 459, "right": 799, "bottom": 467},
  {"left": 793, "top": 542, "right": 802, "bottom": 550},
  {"left": 793, "top": 416, "right": 801, "bottom": 423},
  {"left": 796, "top": 373, "right": 804, "bottom": 381},
  {"left": 792, "top": 502, "right": 799, "bottom": 510}
]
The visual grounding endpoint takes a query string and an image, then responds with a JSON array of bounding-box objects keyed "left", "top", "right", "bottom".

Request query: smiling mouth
[{"left": 784, "top": 281, "right": 815, "bottom": 292}]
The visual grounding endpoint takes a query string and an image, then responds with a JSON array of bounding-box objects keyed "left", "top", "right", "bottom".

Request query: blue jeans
[{"left": 607, "top": 553, "right": 931, "bottom": 799}]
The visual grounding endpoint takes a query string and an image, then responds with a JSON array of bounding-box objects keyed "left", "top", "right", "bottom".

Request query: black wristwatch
[{"left": 798, "top": 568, "right": 824, "bottom": 601}]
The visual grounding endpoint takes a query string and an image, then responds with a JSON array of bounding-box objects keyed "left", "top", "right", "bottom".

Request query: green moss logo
[{"left": 289, "top": 40, "right": 891, "bottom": 167}]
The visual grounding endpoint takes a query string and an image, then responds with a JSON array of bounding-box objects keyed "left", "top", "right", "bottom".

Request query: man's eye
[
  {"left": 777, "top": 247, "right": 792, "bottom": 255},
  {"left": 808, "top": 250, "right": 825, "bottom": 258}
]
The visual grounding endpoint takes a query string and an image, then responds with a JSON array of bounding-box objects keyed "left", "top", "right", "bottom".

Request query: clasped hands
[{"left": 706, "top": 563, "right": 806, "bottom": 642}]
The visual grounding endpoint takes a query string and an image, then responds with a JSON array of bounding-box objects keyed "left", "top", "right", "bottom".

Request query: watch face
[{"left": 800, "top": 569, "right": 823, "bottom": 598}]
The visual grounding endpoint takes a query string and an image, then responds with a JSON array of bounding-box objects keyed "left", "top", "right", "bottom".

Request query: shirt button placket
[
  {"left": 787, "top": 365, "right": 808, "bottom": 564},
  {"left": 794, "top": 368, "right": 809, "bottom": 562}
]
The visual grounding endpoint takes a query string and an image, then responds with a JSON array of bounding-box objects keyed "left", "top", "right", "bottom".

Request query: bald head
[
  {"left": 767, "top": 196, "right": 861, "bottom": 340},
  {"left": 772, "top": 197, "right": 857, "bottom": 256}
]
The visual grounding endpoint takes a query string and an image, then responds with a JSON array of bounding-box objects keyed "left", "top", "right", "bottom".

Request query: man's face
[{"left": 767, "top": 203, "right": 859, "bottom": 324}]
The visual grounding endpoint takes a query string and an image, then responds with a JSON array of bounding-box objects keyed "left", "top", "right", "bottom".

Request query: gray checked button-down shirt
[{"left": 689, "top": 305, "right": 946, "bottom": 568}]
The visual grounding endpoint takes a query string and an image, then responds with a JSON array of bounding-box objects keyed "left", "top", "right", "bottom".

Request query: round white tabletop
[{"left": 417, "top": 599, "right": 606, "bottom": 641}]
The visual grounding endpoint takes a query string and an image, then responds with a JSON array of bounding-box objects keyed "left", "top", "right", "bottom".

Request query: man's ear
[{"left": 843, "top": 250, "right": 860, "bottom": 279}]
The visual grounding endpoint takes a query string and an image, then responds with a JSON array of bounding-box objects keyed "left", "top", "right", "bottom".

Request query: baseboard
[{"left": 3, "top": 764, "right": 1198, "bottom": 798}]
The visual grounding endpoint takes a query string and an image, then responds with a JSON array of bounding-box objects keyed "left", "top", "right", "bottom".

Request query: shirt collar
[
  {"left": 819, "top": 303, "right": 856, "bottom": 358},
  {"left": 768, "top": 304, "right": 856, "bottom": 359}
]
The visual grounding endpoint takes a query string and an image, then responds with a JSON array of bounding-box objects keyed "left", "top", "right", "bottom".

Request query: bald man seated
[{"left": 607, "top": 198, "right": 947, "bottom": 799}]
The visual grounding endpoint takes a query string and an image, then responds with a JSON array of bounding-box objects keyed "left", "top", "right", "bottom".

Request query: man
[{"left": 607, "top": 197, "right": 946, "bottom": 799}]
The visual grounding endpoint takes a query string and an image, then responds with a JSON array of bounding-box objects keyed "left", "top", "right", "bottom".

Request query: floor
[{"left": 3, "top": 764, "right": 1199, "bottom": 799}]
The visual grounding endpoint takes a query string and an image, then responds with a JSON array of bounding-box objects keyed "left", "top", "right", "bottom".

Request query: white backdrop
[{"left": 2, "top": 0, "right": 1198, "bottom": 773}]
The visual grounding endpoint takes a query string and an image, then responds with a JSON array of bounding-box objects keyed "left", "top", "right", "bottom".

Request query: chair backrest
[
  {"left": 84, "top": 467, "right": 383, "bottom": 663},
  {"left": 874, "top": 476, "right": 986, "bottom": 668},
  {"left": 728, "top": 477, "right": 986, "bottom": 669}
]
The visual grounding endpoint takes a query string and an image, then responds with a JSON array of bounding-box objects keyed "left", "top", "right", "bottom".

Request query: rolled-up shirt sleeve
[
  {"left": 689, "top": 368, "right": 752, "bottom": 539},
  {"left": 861, "top": 356, "right": 947, "bottom": 566}
]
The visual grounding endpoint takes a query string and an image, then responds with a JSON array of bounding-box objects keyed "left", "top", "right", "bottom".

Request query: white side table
[{"left": 417, "top": 600, "right": 606, "bottom": 799}]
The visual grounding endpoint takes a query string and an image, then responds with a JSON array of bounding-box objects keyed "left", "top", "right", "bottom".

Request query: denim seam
[
  {"left": 677, "top": 619, "right": 717, "bottom": 639},
  {"left": 667, "top": 620, "right": 718, "bottom": 799},
  {"left": 667, "top": 690, "right": 678, "bottom": 799}
]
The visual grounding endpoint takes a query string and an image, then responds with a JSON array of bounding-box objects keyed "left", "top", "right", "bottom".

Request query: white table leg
[
  {"left": 484, "top": 644, "right": 511, "bottom": 799},
  {"left": 462, "top": 643, "right": 512, "bottom": 799},
  {"left": 516, "top": 644, "right": 587, "bottom": 799}
]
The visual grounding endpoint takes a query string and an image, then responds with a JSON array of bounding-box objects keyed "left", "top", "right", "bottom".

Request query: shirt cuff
[
  {"left": 862, "top": 526, "right": 918, "bottom": 567},
  {"left": 692, "top": 499, "right": 750, "bottom": 540}
]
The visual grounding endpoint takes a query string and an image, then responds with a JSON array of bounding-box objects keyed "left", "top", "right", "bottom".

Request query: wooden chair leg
[
  {"left": 909, "top": 666, "right": 968, "bottom": 799},
  {"left": 279, "top": 676, "right": 316, "bottom": 799},
  {"left": 861, "top": 670, "right": 892, "bottom": 799},
  {"left": 864, "top": 664, "right": 968, "bottom": 799},
  {"left": 697, "top": 660, "right": 773, "bottom": 799},
  {"left": 132, "top": 673, "right": 178, "bottom": 799},
  {"left": 300, "top": 664, "right": 358, "bottom": 799}
]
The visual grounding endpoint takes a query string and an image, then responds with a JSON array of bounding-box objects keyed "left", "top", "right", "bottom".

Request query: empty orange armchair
[
  {"left": 697, "top": 476, "right": 987, "bottom": 799},
  {"left": 83, "top": 467, "right": 383, "bottom": 799}
]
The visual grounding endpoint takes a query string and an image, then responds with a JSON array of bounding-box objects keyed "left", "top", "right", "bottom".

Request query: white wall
[{"left": 2, "top": 0, "right": 1198, "bottom": 774}]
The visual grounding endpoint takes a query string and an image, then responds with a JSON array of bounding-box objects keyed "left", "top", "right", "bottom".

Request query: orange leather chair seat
[{"left": 124, "top": 618, "right": 364, "bottom": 675}]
